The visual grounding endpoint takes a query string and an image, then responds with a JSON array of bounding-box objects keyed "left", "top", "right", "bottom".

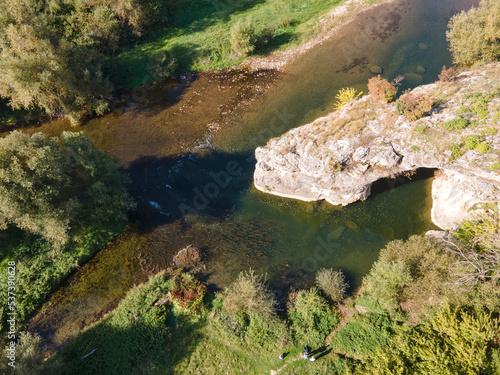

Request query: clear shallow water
[{"left": 25, "top": 0, "right": 477, "bottom": 350}]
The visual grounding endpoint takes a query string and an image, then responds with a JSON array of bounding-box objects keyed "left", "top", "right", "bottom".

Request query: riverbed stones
[
  {"left": 404, "top": 72, "right": 423, "bottom": 85},
  {"left": 416, "top": 65, "right": 426, "bottom": 74},
  {"left": 370, "top": 65, "right": 383, "bottom": 74}
]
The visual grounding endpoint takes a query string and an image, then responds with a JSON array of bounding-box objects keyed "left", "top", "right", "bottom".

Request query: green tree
[
  {"left": 0, "top": 1, "right": 113, "bottom": 124},
  {"left": 365, "top": 306, "right": 500, "bottom": 375},
  {"left": 361, "top": 258, "right": 412, "bottom": 313},
  {"left": 447, "top": 0, "right": 500, "bottom": 66},
  {"left": 0, "top": 131, "right": 134, "bottom": 245}
]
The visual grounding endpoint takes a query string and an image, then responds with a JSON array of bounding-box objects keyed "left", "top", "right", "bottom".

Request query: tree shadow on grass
[{"left": 52, "top": 286, "right": 205, "bottom": 375}]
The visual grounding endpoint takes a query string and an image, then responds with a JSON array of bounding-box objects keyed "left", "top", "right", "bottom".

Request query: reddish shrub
[
  {"left": 396, "top": 90, "right": 435, "bottom": 121},
  {"left": 368, "top": 75, "right": 398, "bottom": 102},
  {"left": 438, "top": 65, "right": 458, "bottom": 82}
]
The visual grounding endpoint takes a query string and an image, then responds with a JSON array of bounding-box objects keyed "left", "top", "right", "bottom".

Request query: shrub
[
  {"left": 245, "top": 313, "right": 289, "bottom": 350},
  {"left": 395, "top": 90, "right": 435, "bottom": 121},
  {"left": 449, "top": 142, "right": 464, "bottom": 161},
  {"left": 365, "top": 306, "right": 500, "bottom": 374},
  {"left": 442, "top": 116, "right": 469, "bottom": 130},
  {"left": 331, "top": 313, "right": 395, "bottom": 358},
  {"left": 170, "top": 271, "right": 206, "bottom": 314},
  {"left": 315, "top": 268, "right": 349, "bottom": 303},
  {"left": 229, "top": 19, "right": 257, "bottom": 56},
  {"left": 464, "top": 135, "right": 490, "bottom": 153},
  {"left": 288, "top": 288, "right": 338, "bottom": 347},
  {"left": 368, "top": 75, "right": 397, "bottom": 102},
  {"left": 379, "top": 236, "right": 456, "bottom": 318},
  {"left": 148, "top": 51, "right": 177, "bottom": 79},
  {"left": 255, "top": 24, "right": 276, "bottom": 51},
  {"left": 438, "top": 65, "right": 458, "bottom": 82},
  {"left": 334, "top": 88, "right": 362, "bottom": 110},
  {"left": 360, "top": 258, "right": 412, "bottom": 313},
  {"left": 447, "top": 0, "right": 500, "bottom": 66},
  {"left": 220, "top": 269, "right": 276, "bottom": 318}
]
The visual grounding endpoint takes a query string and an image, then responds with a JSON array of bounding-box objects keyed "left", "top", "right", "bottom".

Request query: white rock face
[
  {"left": 431, "top": 170, "right": 499, "bottom": 229},
  {"left": 254, "top": 64, "right": 500, "bottom": 229}
]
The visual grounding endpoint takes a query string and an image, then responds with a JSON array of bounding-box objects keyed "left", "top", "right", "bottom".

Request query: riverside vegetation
[
  {"left": 0, "top": 131, "right": 134, "bottom": 334},
  {"left": 0, "top": 0, "right": 356, "bottom": 125},
  {"left": 1, "top": 0, "right": 500, "bottom": 374},
  {"left": 4, "top": 213, "right": 500, "bottom": 374}
]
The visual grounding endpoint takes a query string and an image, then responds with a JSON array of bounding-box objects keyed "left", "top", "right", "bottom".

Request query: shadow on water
[
  {"left": 125, "top": 150, "right": 256, "bottom": 230},
  {"left": 26, "top": 0, "right": 478, "bottom": 353}
]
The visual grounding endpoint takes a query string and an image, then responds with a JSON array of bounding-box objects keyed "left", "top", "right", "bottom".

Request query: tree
[
  {"left": 447, "top": 0, "right": 500, "bottom": 66},
  {"left": 361, "top": 258, "right": 412, "bottom": 312},
  {"left": 365, "top": 306, "right": 500, "bottom": 375},
  {"left": 0, "top": 131, "right": 134, "bottom": 245},
  {"left": 0, "top": 0, "right": 113, "bottom": 124}
]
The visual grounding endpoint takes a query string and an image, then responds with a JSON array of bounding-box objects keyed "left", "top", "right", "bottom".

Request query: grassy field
[
  {"left": 49, "top": 271, "right": 348, "bottom": 375},
  {"left": 113, "top": 0, "right": 346, "bottom": 87}
]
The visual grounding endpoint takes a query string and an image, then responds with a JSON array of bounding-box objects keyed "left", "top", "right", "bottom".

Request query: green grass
[
  {"left": 330, "top": 313, "right": 396, "bottom": 358},
  {"left": 113, "top": 0, "right": 346, "bottom": 87}
]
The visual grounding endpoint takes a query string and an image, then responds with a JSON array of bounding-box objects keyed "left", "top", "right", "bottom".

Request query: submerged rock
[
  {"left": 370, "top": 65, "right": 383, "bottom": 74},
  {"left": 416, "top": 65, "right": 426, "bottom": 74},
  {"left": 404, "top": 72, "right": 423, "bottom": 85},
  {"left": 254, "top": 63, "right": 500, "bottom": 229}
]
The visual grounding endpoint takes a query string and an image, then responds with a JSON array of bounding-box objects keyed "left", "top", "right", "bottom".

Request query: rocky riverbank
[{"left": 254, "top": 63, "right": 500, "bottom": 229}]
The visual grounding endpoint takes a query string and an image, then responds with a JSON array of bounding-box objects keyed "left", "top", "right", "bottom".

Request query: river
[{"left": 24, "top": 0, "right": 478, "bottom": 352}]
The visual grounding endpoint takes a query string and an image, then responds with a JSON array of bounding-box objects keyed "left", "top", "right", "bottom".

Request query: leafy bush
[
  {"left": 315, "top": 268, "right": 349, "bottom": 303},
  {"left": 447, "top": 0, "right": 500, "bottom": 66},
  {"left": 442, "top": 116, "right": 469, "bottom": 130},
  {"left": 0, "top": 131, "right": 134, "bottom": 245},
  {"left": 449, "top": 142, "right": 464, "bottom": 161},
  {"left": 334, "top": 88, "right": 362, "bottom": 110},
  {"left": 216, "top": 269, "right": 282, "bottom": 346},
  {"left": 148, "top": 51, "right": 177, "bottom": 79},
  {"left": 360, "top": 258, "right": 412, "bottom": 313},
  {"left": 464, "top": 135, "right": 490, "bottom": 153},
  {"left": 230, "top": 19, "right": 257, "bottom": 56},
  {"left": 365, "top": 306, "right": 500, "bottom": 374},
  {"left": 438, "top": 65, "right": 458, "bottom": 82},
  {"left": 288, "top": 288, "right": 338, "bottom": 347},
  {"left": 245, "top": 313, "right": 289, "bottom": 350},
  {"left": 170, "top": 271, "right": 206, "bottom": 314},
  {"left": 219, "top": 269, "right": 276, "bottom": 318},
  {"left": 395, "top": 90, "right": 435, "bottom": 121},
  {"left": 255, "top": 24, "right": 276, "bottom": 51},
  {"left": 331, "top": 313, "right": 395, "bottom": 358},
  {"left": 367, "top": 75, "right": 397, "bottom": 103}
]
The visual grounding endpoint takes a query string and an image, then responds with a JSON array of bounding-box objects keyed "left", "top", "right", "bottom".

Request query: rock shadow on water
[{"left": 124, "top": 150, "right": 257, "bottom": 232}]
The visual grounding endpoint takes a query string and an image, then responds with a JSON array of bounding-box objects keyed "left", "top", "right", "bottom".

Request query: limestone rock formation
[{"left": 254, "top": 63, "right": 500, "bottom": 229}]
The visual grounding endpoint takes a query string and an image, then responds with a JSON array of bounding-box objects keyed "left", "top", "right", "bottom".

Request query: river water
[{"left": 24, "top": 0, "right": 477, "bottom": 351}]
